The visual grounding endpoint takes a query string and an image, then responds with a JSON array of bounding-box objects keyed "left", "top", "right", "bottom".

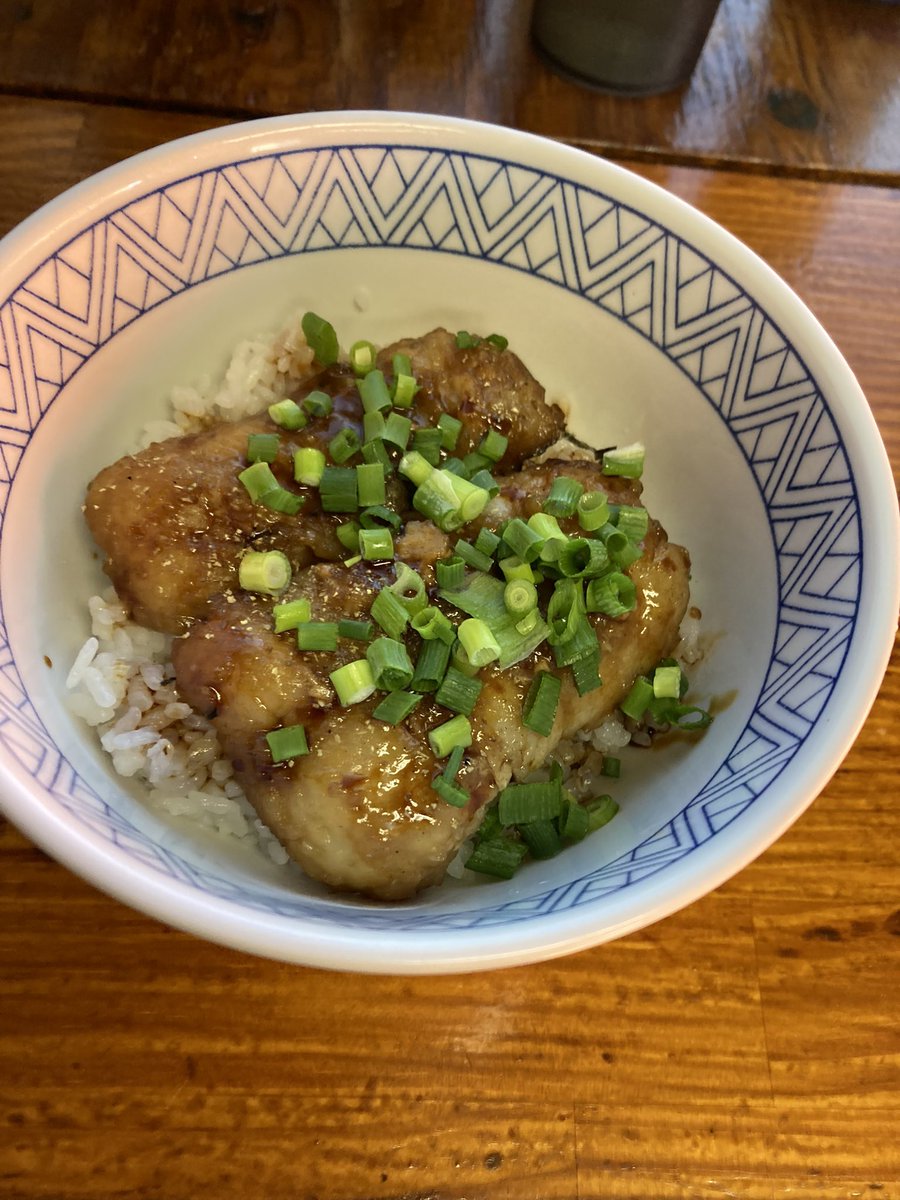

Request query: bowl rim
[{"left": 0, "top": 110, "right": 896, "bottom": 973}]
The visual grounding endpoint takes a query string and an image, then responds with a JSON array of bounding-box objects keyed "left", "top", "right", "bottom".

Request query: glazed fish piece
[
  {"left": 86, "top": 331, "right": 564, "bottom": 635},
  {"left": 171, "top": 467, "right": 690, "bottom": 901}
]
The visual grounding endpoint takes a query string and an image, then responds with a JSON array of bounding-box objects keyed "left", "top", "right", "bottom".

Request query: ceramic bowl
[{"left": 0, "top": 112, "right": 895, "bottom": 973}]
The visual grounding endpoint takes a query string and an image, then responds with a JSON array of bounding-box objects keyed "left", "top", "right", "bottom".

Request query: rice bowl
[{"left": 0, "top": 112, "right": 895, "bottom": 971}]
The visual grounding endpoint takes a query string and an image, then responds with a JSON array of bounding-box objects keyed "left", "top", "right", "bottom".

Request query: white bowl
[{"left": 0, "top": 112, "right": 895, "bottom": 973}]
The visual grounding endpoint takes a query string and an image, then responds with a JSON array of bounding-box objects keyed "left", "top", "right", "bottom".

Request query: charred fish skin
[
  {"left": 172, "top": 462, "right": 690, "bottom": 902},
  {"left": 85, "top": 333, "right": 565, "bottom": 636}
]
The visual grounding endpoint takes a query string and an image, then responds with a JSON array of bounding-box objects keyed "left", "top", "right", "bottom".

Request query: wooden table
[{"left": 1, "top": 3, "right": 898, "bottom": 1197}]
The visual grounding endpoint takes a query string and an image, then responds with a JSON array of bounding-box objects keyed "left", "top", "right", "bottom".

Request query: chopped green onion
[
  {"left": 455, "top": 539, "right": 494, "bottom": 573},
  {"left": 370, "top": 587, "right": 410, "bottom": 639},
  {"left": 268, "top": 398, "right": 307, "bottom": 431},
  {"left": 392, "top": 352, "right": 412, "bottom": 376},
  {"left": 247, "top": 432, "right": 280, "bottom": 463},
  {"left": 451, "top": 639, "right": 480, "bottom": 678},
  {"left": 359, "top": 527, "right": 394, "bottom": 561},
  {"left": 412, "top": 427, "right": 443, "bottom": 466},
  {"left": 443, "top": 456, "right": 466, "bottom": 477},
  {"left": 302, "top": 389, "right": 333, "bottom": 418},
  {"left": 478, "top": 428, "right": 508, "bottom": 463},
  {"left": 500, "top": 556, "right": 535, "bottom": 584},
  {"left": 546, "top": 579, "right": 585, "bottom": 645},
  {"left": 296, "top": 621, "right": 339, "bottom": 651},
  {"left": 519, "top": 819, "right": 562, "bottom": 860},
  {"left": 577, "top": 491, "right": 610, "bottom": 532},
  {"left": 293, "top": 447, "right": 326, "bottom": 486},
  {"left": 330, "top": 659, "right": 376, "bottom": 706},
  {"left": 437, "top": 413, "right": 463, "bottom": 451},
  {"left": 349, "top": 340, "right": 378, "bottom": 376},
  {"left": 455, "top": 330, "right": 479, "bottom": 349},
  {"left": 411, "top": 606, "right": 456, "bottom": 644},
  {"left": 571, "top": 651, "right": 602, "bottom": 696},
  {"left": 319, "top": 466, "right": 358, "bottom": 513},
  {"left": 383, "top": 412, "right": 413, "bottom": 450},
  {"left": 366, "top": 637, "right": 414, "bottom": 691},
  {"left": 601, "top": 755, "right": 621, "bottom": 778},
  {"left": 502, "top": 517, "right": 544, "bottom": 563},
  {"left": 356, "top": 462, "right": 386, "bottom": 507},
  {"left": 301, "top": 312, "right": 339, "bottom": 366},
  {"left": 432, "top": 775, "right": 470, "bottom": 807},
  {"left": 363, "top": 410, "right": 386, "bottom": 443},
  {"left": 522, "top": 670, "right": 561, "bottom": 737},
  {"left": 457, "top": 617, "right": 501, "bottom": 668},
  {"left": 465, "top": 838, "right": 528, "bottom": 879},
  {"left": 398, "top": 450, "right": 434, "bottom": 488},
  {"left": 558, "top": 537, "right": 609, "bottom": 579},
  {"left": 238, "top": 460, "right": 298, "bottom": 508},
  {"left": 357, "top": 368, "right": 392, "bottom": 414},
  {"left": 543, "top": 475, "right": 584, "bottom": 518},
  {"left": 561, "top": 797, "right": 589, "bottom": 841},
  {"left": 391, "top": 372, "right": 417, "bottom": 408},
  {"left": 435, "top": 555, "right": 465, "bottom": 590},
  {"left": 440, "top": 572, "right": 549, "bottom": 669},
  {"left": 390, "top": 563, "right": 428, "bottom": 615},
  {"left": 528, "top": 511, "right": 568, "bottom": 548},
  {"left": 361, "top": 438, "right": 392, "bottom": 475},
  {"left": 343, "top": 555, "right": 362, "bottom": 567},
  {"left": 585, "top": 795, "right": 619, "bottom": 831},
  {"left": 474, "top": 528, "right": 501, "bottom": 558},
  {"left": 442, "top": 743, "right": 466, "bottom": 783},
  {"left": 372, "top": 689, "right": 421, "bottom": 725},
  {"left": 468, "top": 468, "right": 499, "bottom": 498},
  {"left": 337, "top": 618, "right": 373, "bottom": 642},
  {"left": 498, "top": 781, "right": 563, "bottom": 826},
  {"left": 434, "top": 665, "right": 483, "bottom": 716},
  {"left": 273, "top": 597, "right": 312, "bottom": 632},
  {"left": 552, "top": 613, "right": 599, "bottom": 668},
  {"left": 653, "top": 663, "right": 682, "bottom": 699},
  {"left": 484, "top": 333, "right": 508, "bottom": 351},
  {"left": 585, "top": 572, "right": 637, "bottom": 617},
  {"left": 328, "top": 426, "right": 361, "bottom": 464},
  {"left": 462, "top": 450, "right": 492, "bottom": 476},
  {"left": 516, "top": 609, "right": 541, "bottom": 636},
  {"left": 602, "top": 441, "right": 645, "bottom": 479},
  {"left": 614, "top": 505, "right": 649, "bottom": 544},
  {"left": 621, "top": 675, "right": 653, "bottom": 722},
  {"left": 238, "top": 550, "right": 291, "bottom": 595},
  {"left": 444, "top": 472, "right": 491, "bottom": 522},
  {"left": 428, "top": 714, "right": 472, "bottom": 758},
  {"left": 335, "top": 521, "right": 360, "bottom": 552},
  {"left": 411, "top": 637, "right": 452, "bottom": 693},
  {"left": 266, "top": 724, "right": 309, "bottom": 763},
  {"left": 412, "top": 472, "right": 463, "bottom": 531},
  {"left": 503, "top": 578, "right": 538, "bottom": 618},
  {"left": 359, "top": 504, "right": 402, "bottom": 531}
]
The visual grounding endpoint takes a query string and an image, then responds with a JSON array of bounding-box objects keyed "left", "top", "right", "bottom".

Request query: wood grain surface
[
  {"left": 1, "top": 0, "right": 899, "bottom": 180},
  {"left": 0, "top": 13, "right": 898, "bottom": 1198}
]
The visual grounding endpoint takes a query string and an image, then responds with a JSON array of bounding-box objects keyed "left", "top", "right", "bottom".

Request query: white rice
[{"left": 69, "top": 312, "right": 702, "bottom": 876}]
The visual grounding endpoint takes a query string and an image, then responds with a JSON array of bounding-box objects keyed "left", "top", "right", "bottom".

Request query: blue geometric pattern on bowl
[{"left": 0, "top": 145, "right": 859, "bottom": 930}]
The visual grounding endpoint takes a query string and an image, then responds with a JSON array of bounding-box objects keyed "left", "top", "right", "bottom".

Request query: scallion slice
[
  {"left": 552, "top": 614, "right": 599, "bottom": 669},
  {"left": 356, "top": 462, "right": 386, "bottom": 508},
  {"left": 561, "top": 797, "right": 589, "bottom": 841},
  {"left": 337, "top": 618, "right": 373, "bottom": 642},
  {"left": 336, "top": 521, "right": 360, "bottom": 552},
  {"left": 455, "top": 330, "right": 479, "bottom": 349},
  {"left": 571, "top": 650, "right": 602, "bottom": 696},
  {"left": 503, "top": 578, "right": 537, "bottom": 619},
  {"left": 498, "top": 781, "right": 563, "bottom": 826},
  {"left": 442, "top": 743, "right": 466, "bottom": 783},
  {"left": 585, "top": 795, "right": 619, "bottom": 831},
  {"left": 372, "top": 689, "right": 421, "bottom": 725},
  {"left": 398, "top": 450, "right": 434, "bottom": 488},
  {"left": 411, "top": 606, "right": 456, "bottom": 645},
  {"left": 484, "top": 332, "right": 508, "bottom": 351},
  {"left": 558, "top": 537, "right": 609, "bottom": 579},
  {"left": 465, "top": 838, "right": 528, "bottom": 879},
  {"left": 502, "top": 517, "right": 544, "bottom": 563},
  {"left": 435, "top": 555, "right": 465, "bottom": 590},
  {"left": 437, "top": 413, "right": 463, "bottom": 451},
  {"left": 519, "top": 819, "right": 562, "bottom": 860},
  {"left": 363, "top": 410, "right": 386, "bottom": 443},
  {"left": 428, "top": 714, "right": 472, "bottom": 758},
  {"left": 543, "top": 475, "right": 584, "bottom": 518},
  {"left": 585, "top": 571, "right": 636, "bottom": 617},
  {"left": 601, "top": 755, "right": 621, "bottom": 778},
  {"left": 602, "top": 441, "right": 645, "bottom": 479},
  {"left": 268, "top": 398, "right": 307, "bottom": 431},
  {"left": 522, "top": 670, "right": 562, "bottom": 737},
  {"left": 474, "top": 528, "right": 501, "bottom": 558},
  {"left": 412, "top": 472, "right": 463, "bottom": 531},
  {"left": 302, "top": 389, "right": 333, "bottom": 419},
  {"left": 357, "top": 368, "right": 392, "bottom": 414},
  {"left": 266, "top": 724, "right": 309, "bottom": 763},
  {"left": 653, "top": 663, "right": 682, "bottom": 699},
  {"left": 455, "top": 539, "right": 494, "bottom": 573},
  {"left": 390, "top": 562, "right": 428, "bottom": 616},
  {"left": 383, "top": 411, "right": 412, "bottom": 450},
  {"left": 468, "top": 468, "right": 499, "bottom": 498},
  {"left": 349, "top": 339, "right": 378, "bottom": 377},
  {"left": 500, "top": 556, "right": 535, "bottom": 584},
  {"left": 411, "top": 637, "right": 452, "bottom": 693},
  {"left": 301, "top": 312, "right": 339, "bottom": 365},
  {"left": 273, "top": 597, "right": 312, "bottom": 632},
  {"left": 432, "top": 775, "right": 469, "bottom": 808},
  {"left": 444, "top": 472, "right": 491, "bottom": 522},
  {"left": 329, "top": 426, "right": 361, "bottom": 464},
  {"left": 457, "top": 617, "right": 501, "bottom": 668},
  {"left": 359, "top": 504, "right": 402, "bottom": 531},
  {"left": 329, "top": 659, "right": 377, "bottom": 706},
  {"left": 359, "top": 527, "right": 394, "bottom": 561},
  {"left": 247, "top": 432, "right": 280, "bottom": 463},
  {"left": 238, "top": 550, "right": 292, "bottom": 595},
  {"left": 297, "top": 621, "right": 339, "bottom": 651},
  {"left": 479, "top": 428, "right": 508, "bottom": 463},
  {"left": 362, "top": 438, "right": 393, "bottom": 475},
  {"left": 319, "top": 466, "right": 359, "bottom": 513},
  {"left": 621, "top": 676, "right": 653, "bottom": 722},
  {"left": 462, "top": 450, "right": 491, "bottom": 476},
  {"left": 412, "top": 427, "right": 444, "bottom": 466},
  {"left": 577, "top": 491, "right": 610, "bottom": 532},
  {"left": 434, "top": 665, "right": 483, "bottom": 716},
  {"left": 294, "top": 447, "right": 326, "bottom": 486},
  {"left": 615, "top": 504, "right": 650, "bottom": 543},
  {"left": 366, "top": 637, "right": 414, "bottom": 691},
  {"left": 370, "top": 587, "right": 410, "bottom": 639}
]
